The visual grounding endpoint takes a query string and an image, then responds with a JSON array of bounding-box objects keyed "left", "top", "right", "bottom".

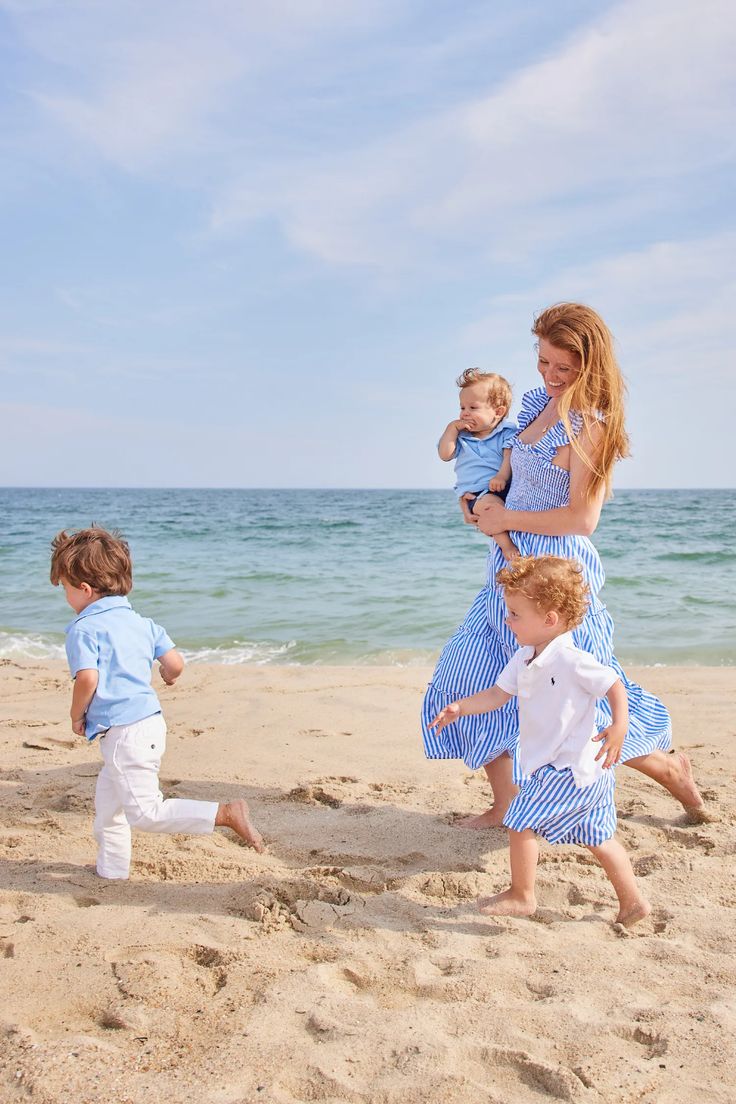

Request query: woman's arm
[{"left": 475, "top": 421, "right": 606, "bottom": 538}]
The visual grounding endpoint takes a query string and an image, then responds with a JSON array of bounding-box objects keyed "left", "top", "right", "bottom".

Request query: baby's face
[{"left": 459, "top": 383, "right": 505, "bottom": 435}]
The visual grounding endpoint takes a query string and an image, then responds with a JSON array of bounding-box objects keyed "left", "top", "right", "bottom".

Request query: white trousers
[{"left": 93, "top": 713, "right": 218, "bottom": 880}]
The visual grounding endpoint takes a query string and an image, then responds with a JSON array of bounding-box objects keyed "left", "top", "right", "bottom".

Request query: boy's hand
[
  {"left": 592, "top": 725, "right": 626, "bottom": 769},
  {"left": 430, "top": 702, "right": 461, "bottom": 733},
  {"left": 160, "top": 669, "right": 178, "bottom": 686},
  {"left": 71, "top": 716, "right": 86, "bottom": 737},
  {"left": 488, "top": 474, "right": 507, "bottom": 492}
]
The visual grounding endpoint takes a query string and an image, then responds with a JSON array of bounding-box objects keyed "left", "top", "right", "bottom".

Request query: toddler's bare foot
[
  {"left": 216, "top": 800, "right": 265, "bottom": 853},
  {"left": 453, "top": 807, "right": 507, "bottom": 830},
  {"left": 478, "top": 889, "right": 536, "bottom": 918},
  {"left": 615, "top": 898, "right": 651, "bottom": 928}
]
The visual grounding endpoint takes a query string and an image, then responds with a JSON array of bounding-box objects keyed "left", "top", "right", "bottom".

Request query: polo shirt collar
[
  {"left": 67, "top": 595, "right": 131, "bottom": 629},
  {"left": 527, "top": 630, "right": 575, "bottom": 669}
]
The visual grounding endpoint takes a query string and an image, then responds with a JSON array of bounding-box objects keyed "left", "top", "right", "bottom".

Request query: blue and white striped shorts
[{"left": 503, "top": 765, "right": 616, "bottom": 846}]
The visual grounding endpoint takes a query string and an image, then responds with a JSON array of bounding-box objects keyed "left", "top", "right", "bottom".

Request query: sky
[{"left": 1, "top": 0, "right": 734, "bottom": 489}]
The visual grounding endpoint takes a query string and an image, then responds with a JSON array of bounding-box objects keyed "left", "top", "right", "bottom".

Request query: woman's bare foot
[
  {"left": 477, "top": 889, "right": 536, "bottom": 917},
  {"left": 615, "top": 898, "right": 651, "bottom": 928},
  {"left": 453, "top": 807, "right": 507, "bottom": 829},
  {"left": 675, "top": 753, "right": 710, "bottom": 822},
  {"left": 216, "top": 799, "right": 265, "bottom": 853}
]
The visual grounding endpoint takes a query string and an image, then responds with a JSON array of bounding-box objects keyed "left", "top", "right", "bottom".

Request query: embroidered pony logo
[{"left": 550, "top": 677, "right": 555, "bottom": 686}]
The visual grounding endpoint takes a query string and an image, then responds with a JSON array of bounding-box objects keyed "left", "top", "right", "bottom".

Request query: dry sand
[{"left": 0, "top": 659, "right": 734, "bottom": 1104}]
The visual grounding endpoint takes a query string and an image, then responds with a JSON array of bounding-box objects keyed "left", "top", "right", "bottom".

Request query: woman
[{"left": 422, "top": 302, "right": 705, "bottom": 827}]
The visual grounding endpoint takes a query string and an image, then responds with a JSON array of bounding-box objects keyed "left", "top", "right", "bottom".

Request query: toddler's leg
[
  {"left": 455, "top": 752, "right": 518, "bottom": 829},
  {"left": 587, "top": 838, "right": 651, "bottom": 927},
  {"left": 113, "top": 716, "right": 219, "bottom": 836},
  {"left": 478, "top": 828, "right": 538, "bottom": 917},
  {"left": 94, "top": 746, "right": 133, "bottom": 880},
  {"left": 112, "top": 716, "right": 264, "bottom": 853}
]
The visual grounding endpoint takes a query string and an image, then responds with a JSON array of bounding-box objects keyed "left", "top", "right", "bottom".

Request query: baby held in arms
[
  {"left": 431, "top": 554, "right": 651, "bottom": 928},
  {"left": 437, "top": 368, "right": 518, "bottom": 559}
]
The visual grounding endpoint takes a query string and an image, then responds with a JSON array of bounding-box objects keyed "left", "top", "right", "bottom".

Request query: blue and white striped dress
[{"left": 421, "top": 387, "right": 672, "bottom": 771}]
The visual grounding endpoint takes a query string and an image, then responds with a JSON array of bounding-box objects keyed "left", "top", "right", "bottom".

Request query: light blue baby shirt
[
  {"left": 452, "top": 419, "right": 518, "bottom": 495},
  {"left": 64, "top": 596, "right": 175, "bottom": 740}
]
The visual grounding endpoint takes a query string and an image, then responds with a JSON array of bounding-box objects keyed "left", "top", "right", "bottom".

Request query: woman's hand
[{"left": 473, "top": 496, "right": 507, "bottom": 536}]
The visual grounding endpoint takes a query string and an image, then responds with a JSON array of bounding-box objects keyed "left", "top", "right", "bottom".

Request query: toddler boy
[{"left": 50, "top": 526, "right": 263, "bottom": 880}]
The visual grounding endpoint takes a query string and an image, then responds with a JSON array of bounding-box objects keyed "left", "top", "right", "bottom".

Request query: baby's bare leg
[
  {"left": 492, "top": 533, "right": 519, "bottom": 562},
  {"left": 587, "top": 838, "right": 650, "bottom": 926},
  {"left": 473, "top": 493, "right": 518, "bottom": 560},
  {"left": 478, "top": 829, "right": 538, "bottom": 916},
  {"left": 215, "top": 800, "right": 265, "bottom": 853},
  {"left": 454, "top": 753, "right": 518, "bottom": 829}
]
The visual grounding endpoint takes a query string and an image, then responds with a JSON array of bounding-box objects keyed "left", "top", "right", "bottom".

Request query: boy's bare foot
[
  {"left": 615, "top": 898, "right": 651, "bottom": 928},
  {"left": 477, "top": 889, "right": 536, "bottom": 917},
  {"left": 453, "top": 807, "right": 507, "bottom": 829},
  {"left": 216, "top": 800, "right": 265, "bottom": 853}
]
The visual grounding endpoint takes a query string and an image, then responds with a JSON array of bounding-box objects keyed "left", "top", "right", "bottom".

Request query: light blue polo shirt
[
  {"left": 64, "top": 596, "right": 175, "bottom": 740},
  {"left": 452, "top": 419, "right": 518, "bottom": 495}
]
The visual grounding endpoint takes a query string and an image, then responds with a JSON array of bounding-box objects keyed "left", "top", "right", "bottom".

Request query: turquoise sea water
[{"left": 0, "top": 488, "right": 734, "bottom": 666}]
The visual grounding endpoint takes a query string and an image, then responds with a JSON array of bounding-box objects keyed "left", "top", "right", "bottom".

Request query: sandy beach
[{"left": 0, "top": 659, "right": 734, "bottom": 1103}]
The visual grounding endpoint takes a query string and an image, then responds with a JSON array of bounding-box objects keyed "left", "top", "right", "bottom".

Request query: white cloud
[
  {"left": 462, "top": 231, "right": 736, "bottom": 377},
  {"left": 210, "top": 0, "right": 736, "bottom": 266}
]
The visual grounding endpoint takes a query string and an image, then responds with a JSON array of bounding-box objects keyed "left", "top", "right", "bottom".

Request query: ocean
[{"left": 1, "top": 487, "right": 734, "bottom": 667}]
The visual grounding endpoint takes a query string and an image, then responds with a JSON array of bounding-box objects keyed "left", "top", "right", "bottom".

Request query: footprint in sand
[
  {"left": 480, "top": 1045, "right": 587, "bottom": 1102},
  {"left": 287, "top": 784, "right": 342, "bottom": 808}
]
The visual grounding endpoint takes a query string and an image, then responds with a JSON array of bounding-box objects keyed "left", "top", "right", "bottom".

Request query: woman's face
[{"left": 537, "top": 337, "right": 581, "bottom": 398}]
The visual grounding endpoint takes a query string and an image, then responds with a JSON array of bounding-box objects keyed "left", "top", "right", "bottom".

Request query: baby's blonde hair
[
  {"left": 496, "top": 555, "right": 589, "bottom": 630},
  {"left": 532, "top": 303, "right": 630, "bottom": 501},
  {"left": 456, "top": 368, "right": 512, "bottom": 414}
]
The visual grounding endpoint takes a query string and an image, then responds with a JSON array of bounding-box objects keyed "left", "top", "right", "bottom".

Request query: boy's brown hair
[
  {"left": 456, "top": 368, "right": 512, "bottom": 414},
  {"left": 50, "top": 527, "right": 133, "bottom": 595},
  {"left": 496, "top": 555, "right": 589, "bottom": 629}
]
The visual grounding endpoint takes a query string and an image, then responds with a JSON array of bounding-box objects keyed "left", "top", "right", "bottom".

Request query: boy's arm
[
  {"left": 70, "top": 669, "right": 99, "bottom": 736},
  {"left": 438, "top": 420, "right": 465, "bottom": 461},
  {"left": 430, "top": 684, "right": 512, "bottom": 732},
  {"left": 592, "top": 678, "right": 629, "bottom": 768},
  {"left": 489, "top": 447, "right": 513, "bottom": 492},
  {"left": 158, "top": 647, "right": 185, "bottom": 686}
]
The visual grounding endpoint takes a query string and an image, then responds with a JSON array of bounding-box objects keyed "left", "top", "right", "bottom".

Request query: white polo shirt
[{"left": 496, "top": 631, "right": 620, "bottom": 788}]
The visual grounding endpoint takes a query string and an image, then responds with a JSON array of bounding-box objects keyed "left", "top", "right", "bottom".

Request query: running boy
[
  {"left": 431, "top": 554, "right": 650, "bottom": 928},
  {"left": 437, "top": 368, "right": 518, "bottom": 559},
  {"left": 50, "top": 526, "right": 264, "bottom": 880}
]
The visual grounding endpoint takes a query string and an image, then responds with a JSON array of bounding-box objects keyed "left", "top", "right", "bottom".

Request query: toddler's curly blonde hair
[{"left": 496, "top": 555, "right": 589, "bottom": 629}]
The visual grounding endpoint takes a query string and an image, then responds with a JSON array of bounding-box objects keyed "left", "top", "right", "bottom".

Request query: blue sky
[{"left": 1, "top": 0, "right": 734, "bottom": 489}]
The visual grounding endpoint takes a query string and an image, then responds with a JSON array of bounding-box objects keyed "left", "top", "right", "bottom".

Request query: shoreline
[{"left": 1, "top": 661, "right": 734, "bottom": 1102}]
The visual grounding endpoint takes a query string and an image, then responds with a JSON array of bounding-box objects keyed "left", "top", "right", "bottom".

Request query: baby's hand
[
  {"left": 592, "top": 725, "right": 625, "bottom": 769},
  {"left": 71, "top": 716, "right": 86, "bottom": 737},
  {"left": 430, "top": 702, "right": 461, "bottom": 733},
  {"left": 160, "top": 669, "right": 177, "bottom": 686},
  {"left": 488, "top": 474, "right": 507, "bottom": 492}
]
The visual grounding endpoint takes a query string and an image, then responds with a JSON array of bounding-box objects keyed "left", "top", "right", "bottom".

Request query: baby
[
  {"left": 438, "top": 368, "right": 517, "bottom": 558},
  {"left": 431, "top": 554, "right": 651, "bottom": 928}
]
